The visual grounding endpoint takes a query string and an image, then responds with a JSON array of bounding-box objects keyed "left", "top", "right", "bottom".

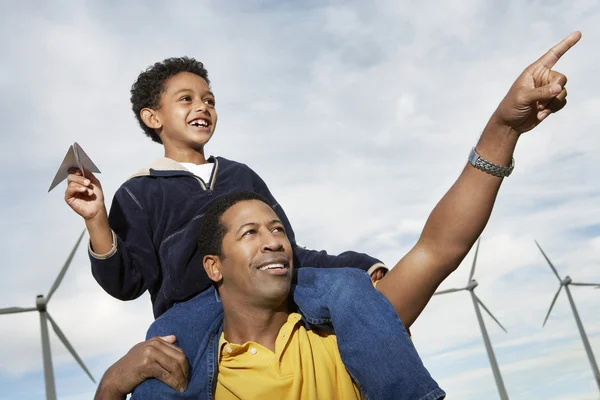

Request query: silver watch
[{"left": 468, "top": 148, "right": 514, "bottom": 178}]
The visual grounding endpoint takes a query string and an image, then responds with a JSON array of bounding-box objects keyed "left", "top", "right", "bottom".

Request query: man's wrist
[
  {"left": 475, "top": 115, "right": 520, "bottom": 166},
  {"left": 95, "top": 367, "right": 127, "bottom": 400}
]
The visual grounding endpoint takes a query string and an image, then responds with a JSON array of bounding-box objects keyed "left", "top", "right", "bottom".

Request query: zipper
[{"left": 191, "top": 156, "right": 219, "bottom": 194}]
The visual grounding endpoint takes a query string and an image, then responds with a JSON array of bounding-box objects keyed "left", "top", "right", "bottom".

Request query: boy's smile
[{"left": 144, "top": 71, "right": 218, "bottom": 159}]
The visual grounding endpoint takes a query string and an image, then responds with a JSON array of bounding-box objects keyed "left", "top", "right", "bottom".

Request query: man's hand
[
  {"left": 492, "top": 31, "right": 581, "bottom": 135},
  {"left": 94, "top": 335, "right": 189, "bottom": 400},
  {"left": 65, "top": 168, "right": 106, "bottom": 221}
]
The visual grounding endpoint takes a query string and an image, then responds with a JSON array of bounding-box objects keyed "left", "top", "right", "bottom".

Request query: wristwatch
[{"left": 468, "top": 148, "right": 514, "bottom": 178}]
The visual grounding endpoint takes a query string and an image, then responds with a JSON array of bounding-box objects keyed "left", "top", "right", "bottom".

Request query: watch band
[{"left": 468, "top": 148, "right": 514, "bottom": 177}]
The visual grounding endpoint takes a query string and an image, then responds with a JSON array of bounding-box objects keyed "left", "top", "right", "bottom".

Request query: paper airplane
[{"left": 48, "top": 142, "right": 101, "bottom": 192}]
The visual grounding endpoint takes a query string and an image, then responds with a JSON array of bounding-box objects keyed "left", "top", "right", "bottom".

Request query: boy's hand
[
  {"left": 65, "top": 168, "right": 105, "bottom": 221},
  {"left": 370, "top": 267, "right": 386, "bottom": 282},
  {"left": 95, "top": 335, "right": 189, "bottom": 399},
  {"left": 491, "top": 31, "right": 581, "bottom": 135}
]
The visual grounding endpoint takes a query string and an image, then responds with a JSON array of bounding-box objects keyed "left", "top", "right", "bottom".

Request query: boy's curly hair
[{"left": 130, "top": 57, "right": 211, "bottom": 144}]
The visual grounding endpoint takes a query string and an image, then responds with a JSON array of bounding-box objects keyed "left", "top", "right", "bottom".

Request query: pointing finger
[{"left": 533, "top": 31, "right": 581, "bottom": 69}]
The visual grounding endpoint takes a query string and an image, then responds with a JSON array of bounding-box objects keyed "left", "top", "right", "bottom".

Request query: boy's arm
[
  {"left": 376, "top": 32, "right": 579, "bottom": 329},
  {"left": 66, "top": 171, "right": 158, "bottom": 300},
  {"left": 90, "top": 188, "right": 160, "bottom": 299},
  {"left": 249, "top": 170, "right": 387, "bottom": 276}
]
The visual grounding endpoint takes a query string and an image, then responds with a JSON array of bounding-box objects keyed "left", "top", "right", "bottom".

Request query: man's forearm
[
  {"left": 376, "top": 117, "right": 520, "bottom": 328},
  {"left": 417, "top": 115, "right": 518, "bottom": 273},
  {"left": 94, "top": 366, "right": 127, "bottom": 400}
]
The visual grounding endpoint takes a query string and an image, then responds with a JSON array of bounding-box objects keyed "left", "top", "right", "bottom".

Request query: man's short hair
[
  {"left": 197, "top": 191, "right": 272, "bottom": 259},
  {"left": 130, "top": 57, "right": 211, "bottom": 144}
]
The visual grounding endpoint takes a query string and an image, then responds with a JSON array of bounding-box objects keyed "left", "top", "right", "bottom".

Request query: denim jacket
[{"left": 131, "top": 269, "right": 446, "bottom": 400}]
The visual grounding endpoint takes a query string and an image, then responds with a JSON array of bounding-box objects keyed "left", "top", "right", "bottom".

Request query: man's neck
[
  {"left": 221, "top": 299, "right": 290, "bottom": 352},
  {"left": 164, "top": 146, "right": 207, "bottom": 165}
]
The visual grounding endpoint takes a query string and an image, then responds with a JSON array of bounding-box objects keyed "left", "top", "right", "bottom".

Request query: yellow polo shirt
[{"left": 215, "top": 313, "right": 363, "bottom": 400}]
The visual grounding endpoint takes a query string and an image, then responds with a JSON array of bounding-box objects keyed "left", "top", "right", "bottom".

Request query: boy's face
[
  {"left": 205, "top": 200, "right": 294, "bottom": 309},
  {"left": 147, "top": 72, "right": 218, "bottom": 150}
]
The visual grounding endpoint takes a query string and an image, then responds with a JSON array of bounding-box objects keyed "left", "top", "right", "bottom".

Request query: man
[{"left": 94, "top": 31, "right": 581, "bottom": 399}]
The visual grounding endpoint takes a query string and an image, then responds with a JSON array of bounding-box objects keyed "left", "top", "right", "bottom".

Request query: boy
[{"left": 65, "top": 58, "right": 442, "bottom": 399}]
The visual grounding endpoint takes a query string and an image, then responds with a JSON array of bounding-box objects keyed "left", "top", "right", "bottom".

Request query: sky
[{"left": 0, "top": 0, "right": 599, "bottom": 399}]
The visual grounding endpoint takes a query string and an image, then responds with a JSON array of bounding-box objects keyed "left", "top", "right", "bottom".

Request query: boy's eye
[
  {"left": 180, "top": 95, "right": 192, "bottom": 102},
  {"left": 204, "top": 98, "right": 216, "bottom": 106}
]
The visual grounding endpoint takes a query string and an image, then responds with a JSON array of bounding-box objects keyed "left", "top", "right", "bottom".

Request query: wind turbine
[
  {"left": 535, "top": 240, "right": 600, "bottom": 393},
  {"left": 0, "top": 230, "right": 95, "bottom": 400},
  {"left": 433, "top": 238, "right": 509, "bottom": 400}
]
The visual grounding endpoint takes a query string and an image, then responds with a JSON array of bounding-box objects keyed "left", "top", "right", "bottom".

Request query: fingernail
[
  {"left": 550, "top": 84, "right": 562, "bottom": 94},
  {"left": 83, "top": 180, "right": 90, "bottom": 185}
]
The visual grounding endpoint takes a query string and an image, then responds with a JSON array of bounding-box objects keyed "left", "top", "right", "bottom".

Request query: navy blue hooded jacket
[{"left": 89, "top": 156, "right": 386, "bottom": 318}]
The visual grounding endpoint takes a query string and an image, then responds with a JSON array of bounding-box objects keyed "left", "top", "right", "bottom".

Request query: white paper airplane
[{"left": 48, "top": 142, "right": 101, "bottom": 192}]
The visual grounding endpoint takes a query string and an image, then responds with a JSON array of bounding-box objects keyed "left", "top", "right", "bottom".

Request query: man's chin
[{"left": 259, "top": 282, "right": 291, "bottom": 305}]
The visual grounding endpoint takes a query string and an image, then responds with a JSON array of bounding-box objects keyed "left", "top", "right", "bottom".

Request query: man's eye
[
  {"left": 243, "top": 229, "right": 256, "bottom": 237},
  {"left": 272, "top": 227, "right": 285, "bottom": 234}
]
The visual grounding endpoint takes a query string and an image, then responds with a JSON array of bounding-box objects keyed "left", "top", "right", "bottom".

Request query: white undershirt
[{"left": 179, "top": 162, "right": 215, "bottom": 184}]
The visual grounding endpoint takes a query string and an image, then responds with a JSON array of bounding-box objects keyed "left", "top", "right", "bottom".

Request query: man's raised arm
[{"left": 376, "top": 31, "right": 582, "bottom": 329}]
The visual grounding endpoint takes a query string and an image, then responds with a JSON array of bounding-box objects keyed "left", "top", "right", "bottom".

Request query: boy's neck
[
  {"left": 164, "top": 146, "right": 208, "bottom": 165},
  {"left": 220, "top": 296, "right": 290, "bottom": 352}
]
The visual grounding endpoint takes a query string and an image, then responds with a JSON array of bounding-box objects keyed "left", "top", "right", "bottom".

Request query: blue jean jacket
[{"left": 131, "top": 268, "right": 446, "bottom": 400}]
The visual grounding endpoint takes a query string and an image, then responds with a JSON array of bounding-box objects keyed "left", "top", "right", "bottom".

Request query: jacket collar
[{"left": 128, "top": 156, "right": 217, "bottom": 180}]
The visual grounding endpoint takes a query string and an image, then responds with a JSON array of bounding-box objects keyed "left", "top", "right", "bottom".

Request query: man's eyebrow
[
  {"left": 236, "top": 222, "right": 259, "bottom": 235},
  {"left": 235, "top": 219, "right": 283, "bottom": 235}
]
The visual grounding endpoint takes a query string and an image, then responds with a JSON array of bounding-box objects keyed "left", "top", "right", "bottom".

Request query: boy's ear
[
  {"left": 203, "top": 255, "right": 223, "bottom": 283},
  {"left": 140, "top": 108, "right": 162, "bottom": 130}
]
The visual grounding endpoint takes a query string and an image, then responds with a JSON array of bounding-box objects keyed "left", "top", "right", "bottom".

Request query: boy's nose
[{"left": 195, "top": 102, "right": 208, "bottom": 112}]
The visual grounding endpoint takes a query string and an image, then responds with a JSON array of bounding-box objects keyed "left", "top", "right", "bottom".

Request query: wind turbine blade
[
  {"left": 468, "top": 238, "right": 481, "bottom": 283},
  {"left": 46, "top": 313, "right": 96, "bottom": 383},
  {"left": 534, "top": 240, "right": 562, "bottom": 282},
  {"left": 0, "top": 307, "right": 37, "bottom": 315},
  {"left": 543, "top": 286, "right": 563, "bottom": 327},
  {"left": 433, "top": 288, "right": 465, "bottom": 296},
  {"left": 47, "top": 230, "right": 86, "bottom": 302},
  {"left": 570, "top": 282, "right": 600, "bottom": 287},
  {"left": 474, "top": 294, "right": 507, "bottom": 333}
]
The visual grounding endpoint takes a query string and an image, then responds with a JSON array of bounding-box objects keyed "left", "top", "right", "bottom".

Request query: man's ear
[
  {"left": 140, "top": 108, "right": 162, "bottom": 131},
  {"left": 203, "top": 255, "right": 223, "bottom": 283}
]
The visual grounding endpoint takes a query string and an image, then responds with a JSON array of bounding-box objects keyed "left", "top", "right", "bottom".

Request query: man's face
[
  {"left": 152, "top": 71, "right": 218, "bottom": 149},
  {"left": 212, "top": 200, "right": 294, "bottom": 309}
]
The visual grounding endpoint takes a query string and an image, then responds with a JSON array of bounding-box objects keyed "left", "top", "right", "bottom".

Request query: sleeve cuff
[
  {"left": 367, "top": 262, "right": 388, "bottom": 276},
  {"left": 88, "top": 230, "right": 118, "bottom": 260}
]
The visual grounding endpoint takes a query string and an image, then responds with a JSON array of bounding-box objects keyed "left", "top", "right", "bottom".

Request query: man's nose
[{"left": 261, "top": 233, "right": 284, "bottom": 252}]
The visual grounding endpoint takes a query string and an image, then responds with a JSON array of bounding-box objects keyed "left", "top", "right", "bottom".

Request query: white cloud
[{"left": 1, "top": 1, "right": 599, "bottom": 399}]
